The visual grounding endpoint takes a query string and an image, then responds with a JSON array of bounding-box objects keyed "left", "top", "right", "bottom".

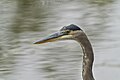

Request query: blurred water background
[{"left": 0, "top": 0, "right": 120, "bottom": 80}]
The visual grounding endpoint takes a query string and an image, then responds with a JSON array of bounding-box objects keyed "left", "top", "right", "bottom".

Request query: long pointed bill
[{"left": 34, "top": 31, "right": 73, "bottom": 44}]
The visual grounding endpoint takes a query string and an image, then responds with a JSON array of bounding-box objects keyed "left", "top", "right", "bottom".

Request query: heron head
[{"left": 34, "top": 24, "right": 83, "bottom": 44}]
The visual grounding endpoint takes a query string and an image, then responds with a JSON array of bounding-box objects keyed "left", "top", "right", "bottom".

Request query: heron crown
[{"left": 60, "top": 24, "right": 82, "bottom": 31}]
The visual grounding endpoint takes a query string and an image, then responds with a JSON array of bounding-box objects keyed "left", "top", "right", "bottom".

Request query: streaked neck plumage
[{"left": 74, "top": 31, "right": 95, "bottom": 80}]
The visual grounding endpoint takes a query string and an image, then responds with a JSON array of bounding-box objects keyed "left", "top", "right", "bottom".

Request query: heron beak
[{"left": 34, "top": 31, "right": 73, "bottom": 44}]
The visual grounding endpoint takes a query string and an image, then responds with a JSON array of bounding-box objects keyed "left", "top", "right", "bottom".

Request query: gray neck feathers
[{"left": 74, "top": 32, "right": 95, "bottom": 80}]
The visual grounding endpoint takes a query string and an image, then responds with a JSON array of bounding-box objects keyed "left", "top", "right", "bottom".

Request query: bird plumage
[{"left": 34, "top": 24, "right": 95, "bottom": 80}]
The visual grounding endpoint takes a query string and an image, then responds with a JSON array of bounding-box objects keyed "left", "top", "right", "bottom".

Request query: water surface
[{"left": 0, "top": 0, "right": 120, "bottom": 80}]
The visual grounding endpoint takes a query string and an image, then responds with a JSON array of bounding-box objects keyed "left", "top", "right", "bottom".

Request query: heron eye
[
  {"left": 64, "top": 30, "right": 70, "bottom": 34},
  {"left": 60, "top": 30, "right": 70, "bottom": 35}
]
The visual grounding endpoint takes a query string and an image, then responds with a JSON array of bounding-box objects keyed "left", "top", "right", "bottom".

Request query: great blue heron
[{"left": 34, "top": 24, "right": 95, "bottom": 80}]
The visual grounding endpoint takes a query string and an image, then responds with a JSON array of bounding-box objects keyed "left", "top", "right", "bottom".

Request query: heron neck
[{"left": 76, "top": 33, "right": 95, "bottom": 80}]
